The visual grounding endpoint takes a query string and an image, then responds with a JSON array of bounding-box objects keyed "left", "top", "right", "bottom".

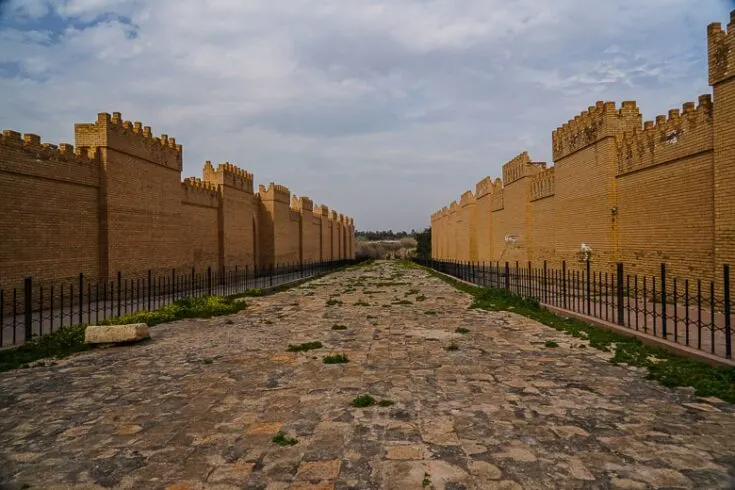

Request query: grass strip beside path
[{"left": 402, "top": 260, "right": 735, "bottom": 403}]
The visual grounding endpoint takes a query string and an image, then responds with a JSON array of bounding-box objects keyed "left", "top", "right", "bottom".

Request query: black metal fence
[
  {"left": 1, "top": 259, "right": 356, "bottom": 348},
  {"left": 415, "top": 258, "right": 733, "bottom": 360}
]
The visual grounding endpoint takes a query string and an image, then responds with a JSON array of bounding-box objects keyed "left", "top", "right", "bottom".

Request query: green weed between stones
[
  {"left": 446, "top": 342, "right": 459, "bottom": 351},
  {"left": 544, "top": 340, "right": 559, "bottom": 348},
  {"left": 272, "top": 431, "right": 298, "bottom": 446},
  {"left": 422, "top": 472, "right": 431, "bottom": 488},
  {"left": 326, "top": 298, "right": 343, "bottom": 307},
  {"left": 0, "top": 295, "right": 247, "bottom": 373},
  {"left": 455, "top": 327, "right": 470, "bottom": 334},
  {"left": 351, "top": 394, "right": 395, "bottom": 407},
  {"left": 352, "top": 394, "right": 376, "bottom": 407},
  {"left": 416, "top": 295, "right": 427, "bottom": 302},
  {"left": 424, "top": 310, "right": 438, "bottom": 316},
  {"left": 408, "top": 261, "right": 735, "bottom": 403},
  {"left": 332, "top": 324, "right": 348, "bottom": 330},
  {"left": 323, "top": 353, "right": 349, "bottom": 364},
  {"left": 393, "top": 300, "right": 413, "bottom": 305},
  {"left": 287, "top": 341, "right": 323, "bottom": 352}
]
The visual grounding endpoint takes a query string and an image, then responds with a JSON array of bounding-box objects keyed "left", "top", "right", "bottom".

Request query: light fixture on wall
[{"left": 579, "top": 243, "right": 592, "bottom": 261}]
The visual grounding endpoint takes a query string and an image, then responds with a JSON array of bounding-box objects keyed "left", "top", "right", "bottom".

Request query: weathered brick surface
[
  {"left": 431, "top": 11, "right": 735, "bottom": 288},
  {"left": 710, "top": 15, "right": 735, "bottom": 289},
  {"left": 0, "top": 113, "right": 356, "bottom": 291},
  {"left": 0, "top": 133, "right": 99, "bottom": 288}
]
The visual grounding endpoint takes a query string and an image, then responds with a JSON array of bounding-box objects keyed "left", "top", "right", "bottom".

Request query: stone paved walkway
[{"left": 1, "top": 261, "right": 734, "bottom": 490}]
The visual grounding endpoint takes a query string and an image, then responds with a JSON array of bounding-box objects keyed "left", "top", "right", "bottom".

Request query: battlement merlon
[
  {"left": 708, "top": 11, "right": 735, "bottom": 85},
  {"left": 501, "top": 151, "right": 547, "bottom": 185},
  {"left": 530, "top": 167, "right": 556, "bottom": 201},
  {"left": 459, "top": 190, "right": 476, "bottom": 206},
  {"left": 257, "top": 182, "right": 291, "bottom": 204},
  {"left": 298, "top": 196, "right": 314, "bottom": 212},
  {"left": 475, "top": 177, "right": 494, "bottom": 198},
  {"left": 74, "top": 112, "right": 183, "bottom": 171},
  {"left": 181, "top": 177, "right": 221, "bottom": 208},
  {"left": 202, "top": 161, "right": 254, "bottom": 193},
  {"left": 551, "top": 101, "right": 642, "bottom": 161},
  {"left": 617, "top": 95, "right": 714, "bottom": 175},
  {"left": 1, "top": 130, "right": 99, "bottom": 163}
]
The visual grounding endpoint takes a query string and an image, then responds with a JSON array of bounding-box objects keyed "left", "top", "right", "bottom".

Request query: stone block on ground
[{"left": 84, "top": 323, "right": 150, "bottom": 344}]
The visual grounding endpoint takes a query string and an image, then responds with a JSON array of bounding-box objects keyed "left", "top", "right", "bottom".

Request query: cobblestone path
[{"left": 1, "top": 261, "right": 734, "bottom": 489}]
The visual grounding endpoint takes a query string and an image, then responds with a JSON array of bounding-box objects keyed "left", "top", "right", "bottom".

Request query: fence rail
[
  {"left": 1, "top": 259, "right": 356, "bottom": 349},
  {"left": 415, "top": 259, "right": 733, "bottom": 360}
]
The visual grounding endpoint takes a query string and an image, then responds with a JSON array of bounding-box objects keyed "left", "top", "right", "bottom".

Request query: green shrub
[
  {"left": 287, "top": 341, "right": 323, "bottom": 352},
  {"left": 352, "top": 394, "right": 376, "bottom": 407},
  {"left": 323, "top": 353, "right": 349, "bottom": 364},
  {"left": 272, "top": 432, "right": 298, "bottom": 446}
]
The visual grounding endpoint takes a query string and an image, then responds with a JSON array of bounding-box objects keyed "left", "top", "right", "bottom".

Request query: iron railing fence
[
  {"left": 1, "top": 259, "right": 357, "bottom": 348},
  {"left": 415, "top": 258, "right": 733, "bottom": 360}
]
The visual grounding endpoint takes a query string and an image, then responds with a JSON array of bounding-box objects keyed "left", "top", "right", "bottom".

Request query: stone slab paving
[{"left": 1, "top": 261, "right": 734, "bottom": 490}]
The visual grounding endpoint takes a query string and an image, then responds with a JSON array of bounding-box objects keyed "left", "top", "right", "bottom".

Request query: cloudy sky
[{"left": 0, "top": 1, "right": 730, "bottom": 231}]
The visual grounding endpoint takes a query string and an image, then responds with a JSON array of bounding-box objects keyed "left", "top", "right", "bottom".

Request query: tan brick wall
[
  {"left": 257, "top": 183, "right": 300, "bottom": 267},
  {"left": 529, "top": 195, "right": 556, "bottom": 265},
  {"left": 430, "top": 9, "right": 735, "bottom": 291},
  {"left": 181, "top": 182, "right": 220, "bottom": 271},
  {"left": 318, "top": 206, "right": 332, "bottom": 261},
  {"left": 203, "top": 162, "right": 258, "bottom": 268},
  {"left": 76, "top": 113, "right": 186, "bottom": 278},
  {"left": 474, "top": 178, "right": 494, "bottom": 262},
  {"left": 0, "top": 133, "right": 99, "bottom": 289},
  {"left": 330, "top": 211, "right": 340, "bottom": 261},
  {"left": 709, "top": 15, "right": 735, "bottom": 287},
  {"left": 295, "top": 196, "right": 321, "bottom": 263},
  {"left": 0, "top": 111, "right": 355, "bottom": 289}
]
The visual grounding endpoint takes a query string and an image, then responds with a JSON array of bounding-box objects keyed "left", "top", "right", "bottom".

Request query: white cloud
[{"left": 0, "top": 0, "right": 729, "bottom": 230}]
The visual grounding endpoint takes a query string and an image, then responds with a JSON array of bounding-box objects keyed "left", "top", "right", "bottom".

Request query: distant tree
[{"left": 415, "top": 227, "right": 431, "bottom": 259}]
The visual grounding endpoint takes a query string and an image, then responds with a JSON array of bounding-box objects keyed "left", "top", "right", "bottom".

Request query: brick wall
[
  {"left": 710, "top": 15, "right": 735, "bottom": 288},
  {"left": 1, "top": 112, "right": 356, "bottom": 290},
  {"left": 0, "top": 133, "right": 100, "bottom": 288},
  {"left": 76, "top": 113, "right": 185, "bottom": 278},
  {"left": 258, "top": 184, "right": 301, "bottom": 267},
  {"left": 203, "top": 162, "right": 257, "bottom": 269},
  {"left": 294, "top": 197, "right": 321, "bottom": 263},
  {"left": 430, "top": 10, "right": 735, "bottom": 288},
  {"left": 474, "top": 178, "right": 494, "bottom": 262},
  {"left": 181, "top": 179, "right": 221, "bottom": 271}
]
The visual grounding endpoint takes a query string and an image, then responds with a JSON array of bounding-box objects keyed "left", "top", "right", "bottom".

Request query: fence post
[
  {"left": 504, "top": 262, "right": 510, "bottom": 290},
  {"left": 117, "top": 271, "right": 122, "bottom": 318},
  {"left": 562, "top": 261, "right": 567, "bottom": 310},
  {"left": 207, "top": 267, "right": 212, "bottom": 296},
  {"left": 586, "top": 259, "right": 591, "bottom": 315},
  {"left": 616, "top": 263, "right": 624, "bottom": 326},
  {"left": 24, "top": 277, "right": 32, "bottom": 341},
  {"left": 724, "top": 264, "right": 731, "bottom": 359},
  {"left": 543, "top": 261, "right": 548, "bottom": 303},
  {"left": 148, "top": 270, "right": 153, "bottom": 310},
  {"left": 172, "top": 268, "right": 176, "bottom": 301},
  {"left": 661, "top": 263, "right": 667, "bottom": 338}
]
